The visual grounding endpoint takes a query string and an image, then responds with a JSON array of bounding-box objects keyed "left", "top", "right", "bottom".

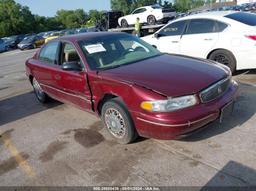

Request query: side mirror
[
  {"left": 61, "top": 61, "right": 82, "bottom": 72},
  {"left": 154, "top": 33, "right": 160, "bottom": 38}
]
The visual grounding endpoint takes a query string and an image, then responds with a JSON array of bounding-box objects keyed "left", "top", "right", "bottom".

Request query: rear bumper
[{"left": 132, "top": 81, "right": 238, "bottom": 140}]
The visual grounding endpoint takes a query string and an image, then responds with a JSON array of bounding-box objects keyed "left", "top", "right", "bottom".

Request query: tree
[
  {"left": 0, "top": 0, "right": 36, "bottom": 37},
  {"left": 174, "top": 0, "right": 204, "bottom": 12},
  {"left": 56, "top": 9, "right": 88, "bottom": 29}
]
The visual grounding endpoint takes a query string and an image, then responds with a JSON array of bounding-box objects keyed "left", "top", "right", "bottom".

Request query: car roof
[
  {"left": 59, "top": 32, "right": 127, "bottom": 42},
  {"left": 176, "top": 11, "right": 237, "bottom": 21}
]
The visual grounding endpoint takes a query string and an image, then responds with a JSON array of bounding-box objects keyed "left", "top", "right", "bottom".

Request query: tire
[
  {"left": 101, "top": 98, "right": 138, "bottom": 144},
  {"left": 32, "top": 78, "right": 48, "bottom": 103},
  {"left": 121, "top": 19, "right": 128, "bottom": 28},
  {"left": 209, "top": 50, "right": 236, "bottom": 73},
  {"left": 147, "top": 15, "right": 156, "bottom": 25}
]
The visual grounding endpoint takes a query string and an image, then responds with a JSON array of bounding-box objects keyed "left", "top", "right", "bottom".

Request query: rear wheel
[
  {"left": 32, "top": 78, "right": 48, "bottom": 103},
  {"left": 209, "top": 50, "right": 236, "bottom": 73},
  {"left": 101, "top": 98, "right": 138, "bottom": 144},
  {"left": 147, "top": 15, "right": 156, "bottom": 25},
  {"left": 121, "top": 19, "right": 128, "bottom": 28}
]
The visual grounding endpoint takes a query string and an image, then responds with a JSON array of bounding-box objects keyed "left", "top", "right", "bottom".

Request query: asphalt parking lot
[{"left": 0, "top": 49, "right": 256, "bottom": 187}]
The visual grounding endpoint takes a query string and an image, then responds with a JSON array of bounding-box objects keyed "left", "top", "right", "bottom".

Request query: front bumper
[
  {"left": 132, "top": 82, "right": 238, "bottom": 140},
  {"left": 18, "top": 44, "right": 33, "bottom": 50}
]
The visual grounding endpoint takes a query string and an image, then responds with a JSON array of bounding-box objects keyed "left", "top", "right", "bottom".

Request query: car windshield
[
  {"left": 225, "top": 12, "right": 256, "bottom": 26},
  {"left": 23, "top": 35, "right": 36, "bottom": 41},
  {"left": 50, "top": 32, "right": 60, "bottom": 37},
  {"left": 4, "top": 36, "right": 17, "bottom": 42},
  {"left": 152, "top": 5, "right": 162, "bottom": 9},
  {"left": 79, "top": 34, "right": 162, "bottom": 70}
]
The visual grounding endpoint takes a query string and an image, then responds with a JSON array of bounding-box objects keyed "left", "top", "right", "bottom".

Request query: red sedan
[{"left": 25, "top": 32, "right": 238, "bottom": 144}]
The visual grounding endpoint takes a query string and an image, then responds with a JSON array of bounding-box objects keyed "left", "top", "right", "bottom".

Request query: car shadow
[
  {"left": 233, "top": 69, "right": 256, "bottom": 76},
  {"left": 201, "top": 161, "right": 256, "bottom": 188},
  {"left": 0, "top": 91, "right": 61, "bottom": 126},
  {"left": 181, "top": 82, "right": 256, "bottom": 142}
]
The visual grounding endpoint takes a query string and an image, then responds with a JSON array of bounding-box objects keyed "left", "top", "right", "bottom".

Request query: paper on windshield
[{"left": 84, "top": 44, "right": 106, "bottom": 54}]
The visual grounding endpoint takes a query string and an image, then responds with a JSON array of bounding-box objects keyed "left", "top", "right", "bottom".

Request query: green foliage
[
  {"left": 0, "top": 0, "right": 35, "bottom": 37},
  {"left": 174, "top": 0, "right": 205, "bottom": 12},
  {"left": 56, "top": 9, "right": 89, "bottom": 28},
  {"left": 0, "top": 0, "right": 104, "bottom": 38}
]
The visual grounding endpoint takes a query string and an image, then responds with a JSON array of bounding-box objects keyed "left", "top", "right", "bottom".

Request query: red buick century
[{"left": 26, "top": 32, "right": 238, "bottom": 144}]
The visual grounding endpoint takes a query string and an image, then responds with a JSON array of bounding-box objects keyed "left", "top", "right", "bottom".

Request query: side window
[
  {"left": 159, "top": 20, "right": 186, "bottom": 36},
  {"left": 61, "top": 42, "right": 82, "bottom": 67},
  {"left": 186, "top": 19, "right": 216, "bottom": 35},
  {"left": 216, "top": 21, "right": 228, "bottom": 32},
  {"left": 39, "top": 41, "right": 59, "bottom": 64},
  {"left": 133, "top": 8, "right": 146, "bottom": 14}
]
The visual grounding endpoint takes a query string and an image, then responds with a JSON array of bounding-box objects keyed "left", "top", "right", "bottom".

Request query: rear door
[
  {"left": 57, "top": 41, "right": 92, "bottom": 111},
  {"left": 33, "top": 41, "right": 64, "bottom": 99},
  {"left": 152, "top": 20, "right": 187, "bottom": 54},
  {"left": 179, "top": 19, "right": 219, "bottom": 58}
]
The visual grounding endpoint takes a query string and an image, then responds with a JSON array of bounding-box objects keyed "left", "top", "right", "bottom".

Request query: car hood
[{"left": 100, "top": 54, "right": 228, "bottom": 97}]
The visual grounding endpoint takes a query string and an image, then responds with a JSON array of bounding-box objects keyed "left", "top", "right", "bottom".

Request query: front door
[
  {"left": 57, "top": 42, "right": 92, "bottom": 111},
  {"left": 152, "top": 20, "right": 187, "bottom": 54}
]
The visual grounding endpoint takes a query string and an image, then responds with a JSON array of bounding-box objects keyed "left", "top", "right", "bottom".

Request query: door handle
[
  {"left": 204, "top": 38, "right": 213, "bottom": 41},
  {"left": 54, "top": 74, "right": 61, "bottom": 80},
  {"left": 172, "top": 41, "right": 179, "bottom": 43}
]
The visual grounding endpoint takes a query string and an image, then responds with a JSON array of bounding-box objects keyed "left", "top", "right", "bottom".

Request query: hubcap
[
  {"left": 148, "top": 17, "right": 155, "bottom": 24},
  {"left": 214, "top": 54, "right": 230, "bottom": 66},
  {"left": 104, "top": 108, "right": 126, "bottom": 138},
  {"left": 33, "top": 78, "right": 44, "bottom": 99}
]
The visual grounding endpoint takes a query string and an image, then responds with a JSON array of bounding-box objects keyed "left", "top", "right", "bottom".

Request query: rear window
[{"left": 225, "top": 12, "right": 256, "bottom": 26}]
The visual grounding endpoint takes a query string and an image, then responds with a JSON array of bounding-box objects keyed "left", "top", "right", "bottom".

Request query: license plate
[{"left": 220, "top": 101, "right": 234, "bottom": 123}]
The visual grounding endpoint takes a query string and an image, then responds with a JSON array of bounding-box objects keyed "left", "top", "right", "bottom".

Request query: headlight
[{"left": 141, "top": 95, "right": 197, "bottom": 112}]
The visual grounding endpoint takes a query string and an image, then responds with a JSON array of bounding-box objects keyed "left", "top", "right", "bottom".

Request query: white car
[
  {"left": 142, "top": 11, "right": 256, "bottom": 72},
  {"left": 118, "top": 5, "right": 176, "bottom": 27}
]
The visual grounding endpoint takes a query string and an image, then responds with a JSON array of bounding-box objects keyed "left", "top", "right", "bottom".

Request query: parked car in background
[
  {"left": 26, "top": 32, "right": 238, "bottom": 144},
  {"left": 18, "top": 35, "right": 45, "bottom": 50},
  {"left": 3, "top": 35, "right": 25, "bottom": 49},
  {"left": 0, "top": 38, "right": 7, "bottom": 53},
  {"left": 142, "top": 11, "right": 256, "bottom": 73},
  {"left": 44, "top": 31, "right": 64, "bottom": 43},
  {"left": 76, "top": 28, "right": 88, "bottom": 34},
  {"left": 118, "top": 4, "right": 176, "bottom": 27}
]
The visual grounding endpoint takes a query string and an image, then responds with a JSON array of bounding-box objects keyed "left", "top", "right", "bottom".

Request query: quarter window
[
  {"left": 159, "top": 20, "right": 186, "bottom": 36},
  {"left": 186, "top": 19, "right": 216, "bottom": 35},
  {"left": 216, "top": 21, "right": 228, "bottom": 32},
  {"left": 39, "top": 41, "right": 59, "bottom": 64}
]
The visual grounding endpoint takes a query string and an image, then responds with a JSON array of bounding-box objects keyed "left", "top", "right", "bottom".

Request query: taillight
[{"left": 245, "top": 35, "right": 256, "bottom": 41}]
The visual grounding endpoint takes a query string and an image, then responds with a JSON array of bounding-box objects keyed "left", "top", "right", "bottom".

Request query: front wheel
[
  {"left": 147, "top": 15, "right": 156, "bottom": 25},
  {"left": 101, "top": 98, "right": 138, "bottom": 144},
  {"left": 121, "top": 19, "right": 128, "bottom": 28},
  {"left": 32, "top": 78, "right": 48, "bottom": 103},
  {"left": 209, "top": 50, "right": 236, "bottom": 73}
]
